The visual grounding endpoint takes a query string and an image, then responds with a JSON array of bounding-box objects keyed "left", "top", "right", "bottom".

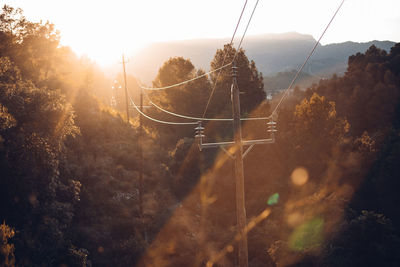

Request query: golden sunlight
[
  {"left": 5, "top": 0, "right": 400, "bottom": 66},
  {"left": 2, "top": 1, "right": 400, "bottom": 266}
]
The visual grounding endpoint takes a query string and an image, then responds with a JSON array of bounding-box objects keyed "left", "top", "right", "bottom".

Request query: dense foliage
[
  {"left": 0, "top": 5, "right": 172, "bottom": 266},
  {"left": 1, "top": 4, "right": 400, "bottom": 267}
]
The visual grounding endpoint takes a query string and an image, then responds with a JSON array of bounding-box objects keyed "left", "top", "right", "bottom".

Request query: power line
[
  {"left": 134, "top": 0, "right": 344, "bottom": 124},
  {"left": 202, "top": 0, "right": 260, "bottom": 118},
  {"left": 143, "top": 88, "right": 271, "bottom": 121},
  {"left": 139, "top": 63, "right": 231, "bottom": 91},
  {"left": 271, "top": 0, "right": 346, "bottom": 116},
  {"left": 143, "top": 90, "right": 231, "bottom": 121},
  {"left": 137, "top": 0, "right": 261, "bottom": 120},
  {"left": 232, "top": 0, "right": 260, "bottom": 63},
  {"left": 129, "top": 95, "right": 198, "bottom": 125},
  {"left": 148, "top": 0, "right": 261, "bottom": 121},
  {"left": 230, "top": 0, "right": 249, "bottom": 45},
  {"left": 202, "top": 0, "right": 249, "bottom": 118}
]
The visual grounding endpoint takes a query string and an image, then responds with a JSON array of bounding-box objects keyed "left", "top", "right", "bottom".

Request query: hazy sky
[{"left": 3, "top": 0, "right": 400, "bottom": 65}]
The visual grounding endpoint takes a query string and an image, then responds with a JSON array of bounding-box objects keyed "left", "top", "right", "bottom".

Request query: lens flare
[
  {"left": 287, "top": 212, "right": 302, "bottom": 227},
  {"left": 289, "top": 217, "right": 324, "bottom": 251},
  {"left": 290, "top": 167, "right": 309, "bottom": 186},
  {"left": 268, "top": 193, "right": 280, "bottom": 206}
]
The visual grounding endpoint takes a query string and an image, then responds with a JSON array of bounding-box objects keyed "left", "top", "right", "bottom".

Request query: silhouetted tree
[{"left": 209, "top": 44, "right": 265, "bottom": 117}]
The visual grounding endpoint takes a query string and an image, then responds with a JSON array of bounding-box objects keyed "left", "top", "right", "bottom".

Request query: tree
[
  {"left": 0, "top": 222, "right": 15, "bottom": 267},
  {"left": 323, "top": 211, "right": 400, "bottom": 267},
  {"left": 309, "top": 44, "right": 400, "bottom": 137},
  {"left": 0, "top": 57, "right": 84, "bottom": 266},
  {"left": 1, "top": 5, "right": 175, "bottom": 266},
  {"left": 151, "top": 56, "right": 211, "bottom": 117},
  {"left": 293, "top": 93, "right": 349, "bottom": 151},
  {"left": 146, "top": 57, "right": 211, "bottom": 150},
  {"left": 0, "top": 5, "right": 60, "bottom": 86},
  {"left": 209, "top": 44, "right": 265, "bottom": 117},
  {"left": 292, "top": 93, "right": 349, "bottom": 172}
]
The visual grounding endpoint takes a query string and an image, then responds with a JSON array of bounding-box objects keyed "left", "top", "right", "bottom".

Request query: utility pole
[
  {"left": 122, "top": 54, "right": 130, "bottom": 123},
  {"left": 139, "top": 87, "right": 148, "bottom": 243},
  {"left": 195, "top": 63, "right": 276, "bottom": 267},
  {"left": 121, "top": 56, "right": 147, "bottom": 242},
  {"left": 231, "top": 63, "right": 248, "bottom": 267}
]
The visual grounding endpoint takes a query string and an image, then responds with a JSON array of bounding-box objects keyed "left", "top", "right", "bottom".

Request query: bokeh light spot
[
  {"left": 287, "top": 212, "right": 302, "bottom": 227},
  {"left": 289, "top": 217, "right": 324, "bottom": 251},
  {"left": 267, "top": 193, "right": 280, "bottom": 206},
  {"left": 291, "top": 167, "right": 309, "bottom": 186},
  {"left": 28, "top": 194, "right": 38, "bottom": 206}
]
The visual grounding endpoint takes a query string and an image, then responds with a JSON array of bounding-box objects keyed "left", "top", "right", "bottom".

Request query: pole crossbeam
[{"left": 198, "top": 138, "right": 274, "bottom": 150}]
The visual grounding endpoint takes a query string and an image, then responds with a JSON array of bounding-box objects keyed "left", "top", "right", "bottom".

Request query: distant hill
[
  {"left": 130, "top": 32, "right": 396, "bottom": 83},
  {"left": 264, "top": 70, "right": 315, "bottom": 95}
]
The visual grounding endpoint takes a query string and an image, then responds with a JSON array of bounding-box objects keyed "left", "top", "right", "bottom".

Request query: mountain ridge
[{"left": 129, "top": 32, "right": 396, "bottom": 83}]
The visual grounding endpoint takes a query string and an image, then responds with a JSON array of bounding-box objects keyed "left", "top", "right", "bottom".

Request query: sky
[{"left": 3, "top": 0, "right": 400, "bottom": 66}]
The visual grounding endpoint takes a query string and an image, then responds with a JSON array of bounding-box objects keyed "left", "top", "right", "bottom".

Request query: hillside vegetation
[{"left": 1, "top": 5, "right": 400, "bottom": 267}]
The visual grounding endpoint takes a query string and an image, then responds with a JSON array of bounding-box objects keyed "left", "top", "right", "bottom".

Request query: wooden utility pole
[
  {"left": 122, "top": 54, "right": 130, "bottom": 123},
  {"left": 231, "top": 62, "right": 248, "bottom": 267},
  {"left": 139, "top": 87, "right": 147, "bottom": 243},
  {"left": 195, "top": 63, "right": 275, "bottom": 267}
]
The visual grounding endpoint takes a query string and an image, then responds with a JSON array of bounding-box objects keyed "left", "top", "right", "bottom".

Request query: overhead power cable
[
  {"left": 134, "top": 0, "right": 344, "bottom": 124},
  {"left": 129, "top": 95, "right": 197, "bottom": 125},
  {"left": 142, "top": 90, "right": 231, "bottom": 121},
  {"left": 137, "top": 0, "right": 262, "bottom": 119},
  {"left": 139, "top": 63, "right": 231, "bottom": 91},
  {"left": 136, "top": 0, "right": 269, "bottom": 124},
  {"left": 271, "top": 0, "right": 346, "bottom": 116},
  {"left": 143, "top": 89, "right": 271, "bottom": 121},
  {"left": 202, "top": 0, "right": 249, "bottom": 118},
  {"left": 230, "top": 0, "right": 249, "bottom": 45},
  {"left": 232, "top": 0, "right": 260, "bottom": 63}
]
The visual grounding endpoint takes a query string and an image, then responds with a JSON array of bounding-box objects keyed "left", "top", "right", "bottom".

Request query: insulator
[
  {"left": 110, "top": 96, "right": 117, "bottom": 107},
  {"left": 231, "top": 63, "right": 238, "bottom": 78},
  {"left": 195, "top": 126, "right": 205, "bottom": 131},
  {"left": 267, "top": 120, "right": 277, "bottom": 133},
  {"left": 195, "top": 130, "right": 205, "bottom": 136},
  {"left": 195, "top": 121, "right": 205, "bottom": 137},
  {"left": 195, "top": 121, "right": 205, "bottom": 148}
]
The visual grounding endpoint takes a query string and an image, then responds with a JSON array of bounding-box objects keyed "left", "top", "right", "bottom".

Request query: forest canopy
[{"left": 1, "top": 4, "right": 400, "bottom": 267}]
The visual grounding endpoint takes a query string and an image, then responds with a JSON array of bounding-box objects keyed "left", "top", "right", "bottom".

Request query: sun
[
  {"left": 60, "top": 28, "right": 148, "bottom": 67},
  {"left": 56, "top": 5, "right": 151, "bottom": 67},
  {"left": 2, "top": 0, "right": 155, "bottom": 66},
  {"left": 5, "top": 0, "right": 400, "bottom": 67}
]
